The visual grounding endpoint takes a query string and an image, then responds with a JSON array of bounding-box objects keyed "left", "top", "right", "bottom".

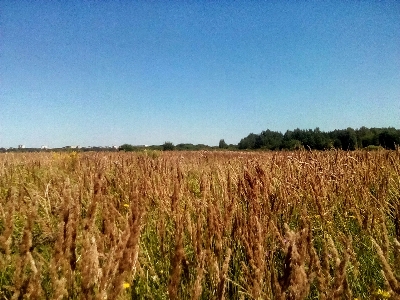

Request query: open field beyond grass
[{"left": 1, "top": 150, "right": 400, "bottom": 299}]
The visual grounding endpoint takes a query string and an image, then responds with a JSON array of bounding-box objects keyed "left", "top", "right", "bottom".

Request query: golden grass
[{"left": 0, "top": 149, "right": 400, "bottom": 299}]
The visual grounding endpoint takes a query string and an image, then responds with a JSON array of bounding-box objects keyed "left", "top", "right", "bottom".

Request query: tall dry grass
[{"left": 0, "top": 149, "right": 399, "bottom": 299}]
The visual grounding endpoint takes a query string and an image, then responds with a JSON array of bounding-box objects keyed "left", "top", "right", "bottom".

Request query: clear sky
[{"left": 1, "top": 1, "right": 399, "bottom": 148}]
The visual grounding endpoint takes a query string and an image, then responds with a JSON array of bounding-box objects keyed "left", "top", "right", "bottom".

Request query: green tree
[
  {"left": 379, "top": 128, "right": 400, "bottom": 150},
  {"left": 176, "top": 143, "right": 195, "bottom": 151},
  {"left": 357, "top": 126, "right": 375, "bottom": 148},
  {"left": 238, "top": 133, "right": 258, "bottom": 149},
  {"left": 219, "top": 139, "right": 228, "bottom": 149},
  {"left": 310, "top": 127, "right": 331, "bottom": 150},
  {"left": 333, "top": 128, "right": 357, "bottom": 150},
  {"left": 118, "top": 144, "right": 135, "bottom": 151},
  {"left": 162, "top": 141, "right": 175, "bottom": 151},
  {"left": 256, "top": 130, "right": 283, "bottom": 150}
]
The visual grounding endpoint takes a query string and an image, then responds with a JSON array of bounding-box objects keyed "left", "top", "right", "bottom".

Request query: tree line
[
  {"left": 237, "top": 126, "right": 400, "bottom": 151},
  {"left": 120, "top": 126, "right": 399, "bottom": 152},
  {"left": 118, "top": 142, "right": 216, "bottom": 152},
  {"left": 3, "top": 126, "right": 398, "bottom": 153}
]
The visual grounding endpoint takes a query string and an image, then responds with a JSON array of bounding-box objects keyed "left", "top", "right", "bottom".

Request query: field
[{"left": 0, "top": 150, "right": 400, "bottom": 299}]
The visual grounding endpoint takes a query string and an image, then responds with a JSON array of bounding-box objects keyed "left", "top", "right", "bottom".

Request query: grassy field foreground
[{"left": 0, "top": 150, "right": 400, "bottom": 299}]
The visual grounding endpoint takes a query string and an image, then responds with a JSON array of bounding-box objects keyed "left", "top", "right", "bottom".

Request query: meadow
[{"left": 0, "top": 149, "right": 399, "bottom": 299}]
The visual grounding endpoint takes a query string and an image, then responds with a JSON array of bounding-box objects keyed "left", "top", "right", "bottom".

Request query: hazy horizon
[{"left": 1, "top": 1, "right": 399, "bottom": 148}]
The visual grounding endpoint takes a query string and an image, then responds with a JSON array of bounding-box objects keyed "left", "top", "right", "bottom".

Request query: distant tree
[
  {"left": 357, "top": 126, "right": 374, "bottom": 148},
  {"left": 312, "top": 127, "right": 331, "bottom": 150},
  {"left": 281, "top": 130, "right": 293, "bottom": 150},
  {"left": 228, "top": 144, "right": 238, "bottom": 150},
  {"left": 291, "top": 128, "right": 307, "bottom": 147},
  {"left": 379, "top": 128, "right": 400, "bottom": 150},
  {"left": 175, "top": 143, "right": 212, "bottom": 151},
  {"left": 176, "top": 143, "right": 194, "bottom": 151},
  {"left": 238, "top": 133, "right": 258, "bottom": 149},
  {"left": 196, "top": 144, "right": 212, "bottom": 150},
  {"left": 118, "top": 144, "right": 135, "bottom": 151},
  {"left": 219, "top": 139, "right": 228, "bottom": 149},
  {"left": 162, "top": 141, "right": 175, "bottom": 151},
  {"left": 256, "top": 130, "right": 283, "bottom": 150},
  {"left": 237, "top": 126, "right": 399, "bottom": 152},
  {"left": 282, "top": 139, "right": 303, "bottom": 150},
  {"left": 332, "top": 128, "right": 357, "bottom": 150},
  {"left": 148, "top": 145, "right": 163, "bottom": 151},
  {"left": 333, "top": 138, "right": 342, "bottom": 149},
  {"left": 346, "top": 128, "right": 358, "bottom": 150}
]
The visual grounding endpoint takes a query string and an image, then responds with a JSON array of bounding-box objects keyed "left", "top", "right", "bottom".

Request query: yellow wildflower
[
  {"left": 122, "top": 282, "right": 130, "bottom": 289},
  {"left": 123, "top": 203, "right": 129, "bottom": 208},
  {"left": 375, "top": 289, "right": 390, "bottom": 298}
]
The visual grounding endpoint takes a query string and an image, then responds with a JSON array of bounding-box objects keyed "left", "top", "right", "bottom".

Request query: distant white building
[
  {"left": 41, "top": 145, "right": 48, "bottom": 150},
  {"left": 18, "top": 145, "right": 25, "bottom": 149}
]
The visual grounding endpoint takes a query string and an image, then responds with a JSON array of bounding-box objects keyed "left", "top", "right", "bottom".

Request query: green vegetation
[
  {"left": 219, "top": 139, "right": 228, "bottom": 149},
  {"left": 239, "top": 126, "right": 400, "bottom": 151},
  {"left": 162, "top": 141, "right": 175, "bottom": 151},
  {"left": 3, "top": 126, "right": 399, "bottom": 153}
]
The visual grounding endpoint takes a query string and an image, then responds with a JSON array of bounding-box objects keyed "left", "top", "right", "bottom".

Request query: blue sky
[{"left": 1, "top": 1, "right": 399, "bottom": 148}]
